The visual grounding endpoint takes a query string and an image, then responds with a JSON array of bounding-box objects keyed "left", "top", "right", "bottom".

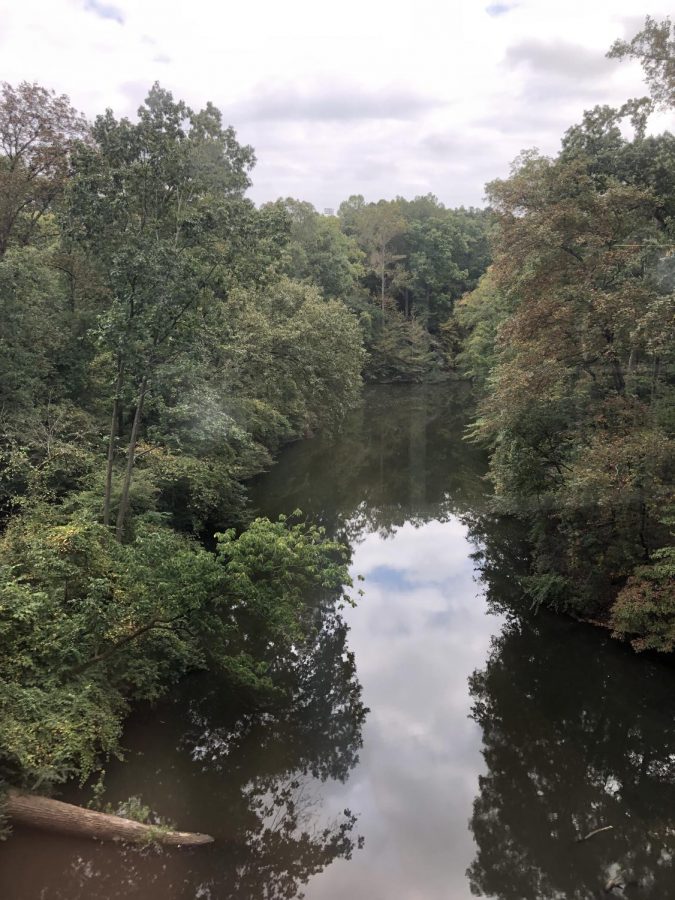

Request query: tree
[
  {"left": 0, "top": 82, "right": 88, "bottom": 256},
  {"left": 461, "top": 23, "right": 675, "bottom": 632},
  {"left": 66, "top": 83, "right": 255, "bottom": 538},
  {"left": 268, "top": 198, "right": 364, "bottom": 299},
  {"left": 337, "top": 193, "right": 366, "bottom": 235},
  {"left": 352, "top": 200, "right": 406, "bottom": 312},
  {"left": 609, "top": 15, "right": 675, "bottom": 108},
  {"left": 452, "top": 269, "right": 511, "bottom": 390},
  {"left": 405, "top": 216, "right": 469, "bottom": 327},
  {"left": 216, "top": 278, "right": 364, "bottom": 440}
]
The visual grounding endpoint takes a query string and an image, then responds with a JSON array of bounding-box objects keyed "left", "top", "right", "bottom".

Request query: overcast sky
[{"left": 0, "top": 0, "right": 670, "bottom": 210}]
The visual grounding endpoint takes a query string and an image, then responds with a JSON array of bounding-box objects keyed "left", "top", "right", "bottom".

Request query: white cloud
[{"left": 0, "top": 0, "right": 669, "bottom": 209}]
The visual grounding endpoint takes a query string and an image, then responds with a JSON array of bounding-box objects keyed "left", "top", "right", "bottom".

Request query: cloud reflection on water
[{"left": 306, "top": 517, "right": 503, "bottom": 900}]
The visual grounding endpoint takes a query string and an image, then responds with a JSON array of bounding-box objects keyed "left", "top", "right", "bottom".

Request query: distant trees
[
  {"left": 350, "top": 199, "right": 406, "bottom": 311},
  {"left": 267, "top": 197, "right": 364, "bottom": 300},
  {"left": 263, "top": 193, "right": 492, "bottom": 383},
  {"left": 336, "top": 192, "right": 489, "bottom": 329}
]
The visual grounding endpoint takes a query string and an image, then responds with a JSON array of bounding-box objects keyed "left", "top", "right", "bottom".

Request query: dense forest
[{"left": 0, "top": 14, "right": 673, "bottom": 842}]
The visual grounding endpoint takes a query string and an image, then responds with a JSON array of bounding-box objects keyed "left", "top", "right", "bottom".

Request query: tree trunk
[
  {"left": 603, "top": 329, "right": 625, "bottom": 395},
  {"left": 381, "top": 241, "right": 386, "bottom": 313},
  {"left": 103, "top": 361, "right": 124, "bottom": 528},
  {"left": 115, "top": 375, "right": 148, "bottom": 541},
  {"left": 5, "top": 789, "right": 213, "bottom": 846},
  {"left": 611, "top": 356, "right": 625, "bottom": 395},
  {"left": 651, "top": 355, "right": 660, "bottom": 401}
]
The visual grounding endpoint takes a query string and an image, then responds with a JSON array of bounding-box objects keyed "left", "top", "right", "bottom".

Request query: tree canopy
[{"left": 456, "top": 16, "right": 675, "bottom": 647}]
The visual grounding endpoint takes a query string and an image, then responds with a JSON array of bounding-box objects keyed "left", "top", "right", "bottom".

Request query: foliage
[
  {"left": 332, "top": 194, "right": 491, "bottom": 379},
  {"left": 267, "top": 198, "right": 364, "bottom": 300},
  {"left": 217, "top": 278, "right": 365, "bottom": 440},
  {"left": 459, "top": 20, "right": 675, "bottom": 645},
  {"left": 363, "top": 307, "right": 443, "bottom": 383},
  {"left": 452, "top": 269, "right": 511, "bottom": 390},
  {"left": 611, "top": 516, "right": 675, "bottom": 651},
  {"left": 0, "top": 80, "right": 366, "bottom": 801},
  {"left": 608, "top": 15, "right": 675, "bottom": 109},
  {"left": 0, "top": 506, "right": 352, "bottom": 792},
  {"left": 65, "top": 83, "right": 259, "bottom": 537},
  {"left": 0, "top": 81, "right": 89, "bottom": 256}
]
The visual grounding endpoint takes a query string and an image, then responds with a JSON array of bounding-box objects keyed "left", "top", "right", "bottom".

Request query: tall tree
[
  {"left": 268, "top": 198, "right": 364, "bottom": 299},
  {"left": 353, "top": 200, "right": 406, "bottom": 312},
  {"left": 0, "top": 82, "right": 88, "bottom": 256},
  {"left": 66, "top": 84, "right": 255, "bottom": 537}
]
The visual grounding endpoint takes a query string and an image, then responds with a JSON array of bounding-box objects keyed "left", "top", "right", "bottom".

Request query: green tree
[
  {"left": 269, "top": 198, "right": 364, "bottom": 299},
  {"left": 216, "top": 278, "right": 364, "bottom": 440},
  {"left": 0, "top": 82, "right": 88, "bottom": 256},
  {"left": 352, "top": 200, "right": 406, "bottom": 312},
  {"left": 609, "top": 15, "right": 675, "bottom": 108},
  {"left": 66, "top": 83, "right": 255, "bottom": 538},
  {"left": 452, "top": 269, "right": 511, "bottom": 390}
]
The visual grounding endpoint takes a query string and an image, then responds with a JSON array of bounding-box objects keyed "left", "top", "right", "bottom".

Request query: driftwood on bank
[{"left": 6, "top": 789, "right": 214, "bottom": 847}]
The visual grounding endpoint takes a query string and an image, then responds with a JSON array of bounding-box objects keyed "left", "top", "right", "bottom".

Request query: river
[{"left": 2, "top": 385, "right": 675, "bottom": 899}]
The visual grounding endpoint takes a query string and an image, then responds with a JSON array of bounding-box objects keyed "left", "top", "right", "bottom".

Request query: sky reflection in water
[{"left": 305, "top": 517, "right": 501, "bottom": 900}]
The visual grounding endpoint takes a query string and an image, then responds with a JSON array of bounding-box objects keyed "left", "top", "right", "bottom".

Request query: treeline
[
  {"left": 270, "top": 195, "right": 490, "bottom": 381},
  {"left": 453, "top": 16, "right": 675, "bottom": 651}
]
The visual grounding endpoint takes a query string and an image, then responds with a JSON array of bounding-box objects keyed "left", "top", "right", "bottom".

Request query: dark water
[{"left": 2, "top": 385, "right": 675, "bottom": 899}]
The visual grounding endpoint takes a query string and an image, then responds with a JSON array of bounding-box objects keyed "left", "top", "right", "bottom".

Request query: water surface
[{"left": 2, "top": 385, "right": 675, "bottom": 899}]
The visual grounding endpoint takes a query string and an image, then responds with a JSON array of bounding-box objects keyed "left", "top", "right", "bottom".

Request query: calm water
[{"left": 2, "top": 385, "right": 675, "bottom": 899}]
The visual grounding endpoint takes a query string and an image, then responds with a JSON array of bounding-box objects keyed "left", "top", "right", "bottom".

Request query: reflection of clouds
[
  {"left": 306, "top": 518, "right": 503, "bottom": 900},
  {"left": 353, "top": 518, "right": 473, "bottom": 584}
]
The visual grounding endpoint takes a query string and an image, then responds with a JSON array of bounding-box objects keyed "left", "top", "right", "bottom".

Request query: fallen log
[
  {"left": 575, "top": 824, "right": 614, "bottom": 843},
  {"left": 6, "top": 789, "right": 214, "bottom": 847}
]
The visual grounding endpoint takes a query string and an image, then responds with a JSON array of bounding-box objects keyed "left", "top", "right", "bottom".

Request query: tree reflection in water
[
  {"left": 465, "top": 513, "right": 675, "bottom": 900},
  {"left": 0, "top": 604, "right": 367, "bottom": 900},
  {"left": 249, "top": 383, "right": 489, "bottom": 543}
]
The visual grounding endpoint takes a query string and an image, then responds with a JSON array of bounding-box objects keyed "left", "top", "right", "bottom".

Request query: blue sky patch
[
  {"left": 486, "top": 3, "right": 513, "bottom": 16},
  {"left": 84, "top": 0, "right": 124, "bottom": 24}
]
